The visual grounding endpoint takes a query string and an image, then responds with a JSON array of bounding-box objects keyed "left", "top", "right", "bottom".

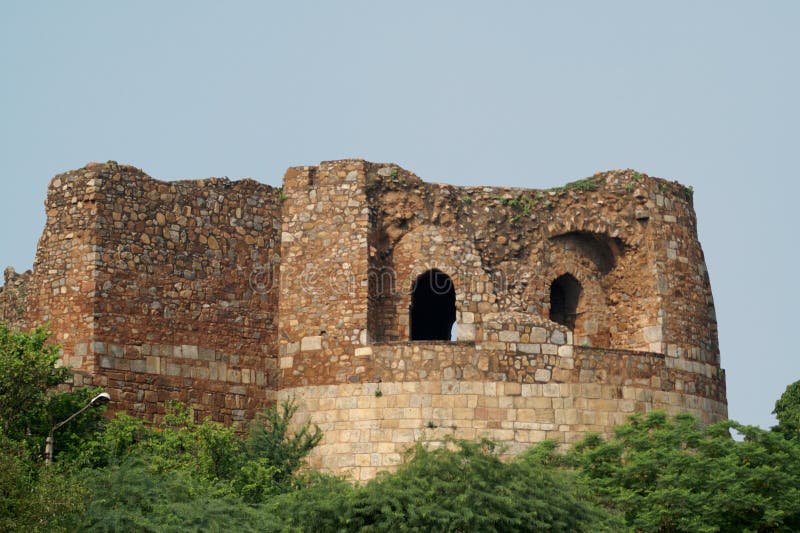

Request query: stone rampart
[
  {"left": 279, "top": 344, "right": 725, "bottom": 481},
  {"left": 1, "top": 159, "right": 727, "bottom": 478}
]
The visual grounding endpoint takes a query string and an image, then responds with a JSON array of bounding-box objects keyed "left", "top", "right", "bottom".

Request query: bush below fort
[{"left": 0, "top": 325, "right": 797, "bottom": 532}]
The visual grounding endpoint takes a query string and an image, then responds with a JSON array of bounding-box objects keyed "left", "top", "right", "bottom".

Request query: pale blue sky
[{"left": 1, "top": 1, "right": 797, "bottom": 429}]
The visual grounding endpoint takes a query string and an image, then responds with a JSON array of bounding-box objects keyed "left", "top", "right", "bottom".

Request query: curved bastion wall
[
  {"left": 0, "top": 158, "right": 726, "bottom": 481},
  {"left": 279, "top": 319, "right": 725, "bottom": 481}
]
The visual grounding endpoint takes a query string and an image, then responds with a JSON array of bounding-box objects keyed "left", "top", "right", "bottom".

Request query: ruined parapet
[{"left": 365, "top": 167, "right": 715, "bottom": 360}]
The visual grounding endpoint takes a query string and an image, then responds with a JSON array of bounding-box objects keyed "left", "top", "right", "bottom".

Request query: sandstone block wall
[{"left": 1, "top": 159, "right": 727, "bottom": 479}]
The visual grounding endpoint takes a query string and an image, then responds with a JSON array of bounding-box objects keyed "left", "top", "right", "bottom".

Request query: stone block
[
  {"left": 531, "top": 327, "right": 548, "bottom": 343},
  {"left": 301, "top": 336, "right": 323, "bottom": 351},
  {"left": 582, "top": 383, "right": 602, "bottom": 399},
  {"left": 181, "top": 345, "right": 199, "bottom": 359},
  {"left": 499, "top": 330, "right": 520, "bottom": 342},
  {"left": 542, "top": 344, "right": 558, "bottom": 355},
  {"left": 518, "top": 343, "right": 540, "bottom": 354},
  {"left": 543, "top": 383, "right": 561, "bottom": 397},
  {"left": 457, "top": 323, "right": 476, "bottom": 341},
  {"left": 557, "top": 357, "right": 574, "bottom": 369},
  {"left": 286, "top": 342, "right": 300, "bottom": 355},
  {"left": 643, "top": 325, "right": 662, "bottom": 343},
  {"left": 198, "top": 347, "right": 216, "bottom": 361}
]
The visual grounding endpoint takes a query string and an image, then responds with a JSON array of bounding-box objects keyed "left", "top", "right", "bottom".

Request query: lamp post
[{"left": 45, "top": 391, "right": 110, "bottom": 465}]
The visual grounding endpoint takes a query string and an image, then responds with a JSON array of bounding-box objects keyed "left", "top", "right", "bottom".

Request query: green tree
[
  {"left": 80, "top": 455, "right": 264, "bottom": 533},
  {"left": 0, "top": 325, "right": 68, "bottom": 440},
  {"left": 77, "top": 400, "right": 327, "bottom": 530},
  {"left": 0, "top": 324, "right": 105, "bottom": 458},
  {"left": 259, "top": 472, "right": 354, "bottom": 532},
  {"left": 0, "top": 429, "right": 86, "bottom": 532},
  {"left": 568, "top": 411, "right": 800, "bottom": 532},
  {"left": 773, "top": 379, "right": 800, "bottom": 440},
  {"left": 81, "top": 399, "right": 323, "bottom": 503},
  {"left": 346, "top": 439, "right": 622, "bottom": 532},
  {"left": 239, "top": 398, "right": 323, "bottom": 497}
]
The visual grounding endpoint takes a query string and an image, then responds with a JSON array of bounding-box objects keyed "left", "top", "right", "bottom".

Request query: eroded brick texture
[{"left": 1, "top": 159, "right": 726, "bottom": 479}]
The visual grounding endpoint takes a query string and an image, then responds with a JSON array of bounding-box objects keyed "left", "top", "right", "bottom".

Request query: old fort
[{"left": 0, "top": 159, "right": 727, "bottom": 480}]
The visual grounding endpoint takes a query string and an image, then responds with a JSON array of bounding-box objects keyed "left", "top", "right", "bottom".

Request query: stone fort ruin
[{"left": 0, "top": 159, "right": 726, "bottom": 480}]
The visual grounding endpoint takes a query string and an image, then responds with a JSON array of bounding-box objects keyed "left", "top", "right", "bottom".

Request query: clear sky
[{"left": 1, "top": 1, "right": 797, "bottom": 430}]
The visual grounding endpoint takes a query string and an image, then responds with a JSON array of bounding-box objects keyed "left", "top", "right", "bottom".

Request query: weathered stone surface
[{"left": 0, "top": 159, "right": 726, "bottom": 481}]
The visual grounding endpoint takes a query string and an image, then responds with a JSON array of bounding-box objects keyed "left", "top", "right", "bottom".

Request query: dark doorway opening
[
  {"left": 410, "top": 269, "right": 456, "bottom": 341},
  {"left": 549, "top": 274, "right": 581, "bottom": 330}
]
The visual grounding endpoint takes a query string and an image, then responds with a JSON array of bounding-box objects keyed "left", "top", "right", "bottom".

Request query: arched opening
[
  {"left": 549, "top": 274, "right": 581, "bottom": 330},
  {"left": 410, "top": 269, "right": 456, "bottom": 341}
]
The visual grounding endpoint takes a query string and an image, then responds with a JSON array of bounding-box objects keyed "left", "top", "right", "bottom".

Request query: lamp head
[{"left": 90, "top": 392, "right": 111, "bottom": 407}]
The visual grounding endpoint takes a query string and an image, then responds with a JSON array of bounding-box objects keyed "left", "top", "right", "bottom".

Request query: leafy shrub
[
  {"left": 0, "top": 430, "right": 86, "bottom": 532},
  {"left": 346, "top": 439, "right": 621, "bottom": 532},
  {"left": 567, "top": 411, "right": 800, "bottom": 532},
  {"left": 80, "top": 455, "right": 263, "bottom": 533},
  {"left": 242, "top": 398, "right": 323, "bottom": 494}
]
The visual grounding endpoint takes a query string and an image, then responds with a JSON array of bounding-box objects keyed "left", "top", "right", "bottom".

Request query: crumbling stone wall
[
  {"left": 0, "top": 267, "right": 31, "bottom": 330},
  {"left": 22, "top": 168, "right": 105, "bottom": 376},
  {"left": 364, "top": 168, "right": 712, "bottom": 359},
  {"left": 86, "top": 163, "right": 282, "bottom": 424},
  {"left": 3, "top": 162, "right": 282, "bottom": 426},
  {"left": 1, "top": 158, "right": 726, "bottom": 479}
]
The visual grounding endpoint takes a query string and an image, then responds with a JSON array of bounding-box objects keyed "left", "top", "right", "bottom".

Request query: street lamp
[{"left": 45, "top": 391, "right": 110, "bottom": 465}]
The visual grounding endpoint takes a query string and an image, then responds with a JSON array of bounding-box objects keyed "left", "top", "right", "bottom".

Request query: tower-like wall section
[
  {"left": 280, "top": 163, "right": 726, "bottom": 481},
  {"left": 278, "top": 160, "right": 373, "bottom": 387},
  {"left": 3, "top": 162, "right": 283, "bottom": 426},
  {"left": 85, "top": 163, "right": 282, "bottom": 424},
  {"left": 23, "top": 167, "right": 103, "bottom": 377}
]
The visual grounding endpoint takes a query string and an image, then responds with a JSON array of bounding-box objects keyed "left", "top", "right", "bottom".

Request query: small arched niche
[
  {"left": 410, "top": 269, "right": 456, "bottom": 341},
  {"left": 549, "top": 273, "right": 582, "bottom": 330}
]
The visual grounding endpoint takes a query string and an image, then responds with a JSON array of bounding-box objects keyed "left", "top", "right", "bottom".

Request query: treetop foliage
[
  {"left": 566, "top": 411, "right": 800, "bottom": 532},
  {"left": 773, "top": 379, "right": 800, "bottom": 440},
  {"left": 0, "top": 324, "right": 68, "bottom": 440}
]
